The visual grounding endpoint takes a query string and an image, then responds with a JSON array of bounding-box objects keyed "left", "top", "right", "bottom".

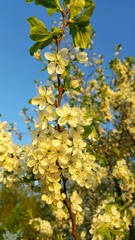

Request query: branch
[
  {"left": 64, "top": 196, "right": 79, "bottom": 240},
  {"left": 55, "top": 8, "right": 79, "bottom": 240}
]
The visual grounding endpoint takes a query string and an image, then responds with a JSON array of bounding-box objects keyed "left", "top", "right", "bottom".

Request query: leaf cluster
[{"left": 27, "top": 0, "right": 95, "bottom": 54}]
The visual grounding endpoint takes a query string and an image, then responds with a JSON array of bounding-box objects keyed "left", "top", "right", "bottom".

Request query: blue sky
[{"left": 0, "top": 0, "right": 135, "bottom": 143}]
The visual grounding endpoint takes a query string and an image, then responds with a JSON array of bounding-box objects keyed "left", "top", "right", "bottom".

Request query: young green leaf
[
  {"left": 69, "top": 0, "right": 85, "bottom": 19},
  {"left": 97, "top": 225, "right": 111, "bottom": 240},
  {"left": 85, "top": 0, "right": 94, "bottom": 7},
  {"left": 69, "top": 24, "right": 91, "bottom": 49},
  {"left": 26, "top": 0, "right": 33, "bottom": 3},
  {"left": 83, "top": 125, "right": 94, "bottom": 139},
  {"left": 75, "top": 16, "right": 90, "bottom": 27},
  {"left": 46, "top": 8, "right": 58, "bottom": 16},
  {"left": 34, "top": 0, "right": 60, "bottom": 9},
  {"left": 30, "top": 25, "right": 51, "bottom": 42},
  {"left": 111, "top": 229, "right": 127, "bottom": 236},
  {"left": 51, "top": 27, "right": 63, "bottom": 37},
  {"left": 29, "top": 37, "right": 53, "bottom": 55},
  {"left": 27, "top": 16, "right": 53, "bottom": 53},
  {"left": 83, "top": 3, "right": 95, "bottom": 17},
  {"left": 27, "top": 16, "right": 46, "bottom": 28},
  {"left": 63, "top": 0, "right": 70, "bottom": 6}
]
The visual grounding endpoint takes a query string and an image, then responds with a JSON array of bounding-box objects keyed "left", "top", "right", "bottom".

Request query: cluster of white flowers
[
  {"left": 53, "top": 207, "right": 69, "bottom": 221},
  {"left": 29, "top": 217, "right": 53, "bottom": 236},
  {"left": 90, "top": 197, "right": 133, "bottom": 240},
  {"left": 0, "top": 121, "right": 25, "bottom": 187},
  {"left": 106, "top": 59, "right": 135, "bottom": 138},
  {"left": 23, "top": 87, "right": 107, "bottom": 205},
  {"left": 43, "top": 47, "right": 89, "bottom": 76},
  {"left": 1, "top": 4, "right": 135, "bottom": 239},
  {"left": 112, "top": 159, "right": 135, "bottom": 201},
  {"left": 56, "top": 103, "right": 92, "bottom": 127}
]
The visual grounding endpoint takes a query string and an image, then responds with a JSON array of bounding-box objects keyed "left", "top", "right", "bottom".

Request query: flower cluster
[
  {"left": 90, "top": 197, "right": 134, "bottom": 240},
  {"left": 29, "top": 217, "right": 53, "bottom": 237},
  {"left": 22, "top": 84, "right": 107, "bottom": 208},
  {"left": 1, "top": 1, "right": 135, "bottom": 239},
  {"left": 112, "top": 159, "right": 135, "bottom": 201},
  {"left": 0, "top": 121, "right": 25, "bottom": 187}
]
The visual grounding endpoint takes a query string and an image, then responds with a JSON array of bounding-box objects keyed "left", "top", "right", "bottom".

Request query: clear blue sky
[{"left": 0, "top": 0, "right": 135, "bottom": 143}]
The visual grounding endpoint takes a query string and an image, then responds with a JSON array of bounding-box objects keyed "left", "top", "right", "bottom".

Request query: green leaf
[
  {"left": 27, "top": 16, "right": 46, "bottom": 28},
  {"left": 34, "top": 0, "right": 60, "bottom": 9},
  {"left": 75, "top": 16, "right": 90, "bottom": 27},
  {"left": 30, "top": 25, "right": 51, "bottom": 42},
  {"left": 40, "top": 66, "right": 47, "bottom": 72},
  {"left": 28, "top": 98, "right": 32, "bottom": 104},
  {"left": 69, "top": 0, "right": 85, "bottom": 19},
  {"left": 51, "top": 27, "right": 63, "bottom": 37},
  {"left": 83, "top": 125, "right": 94, "bottom": 138},
  {"left": 27, "top": 16, "right": 53, "bottom": 54},
  {"left": 83, "top": 3, "right": 95, "bottom": 17},
  {"left": 64, "top": 75, "right": 71, "bottom": 89},
  {"left": 119, "top": 201, "right": 130, "bottom": 211},
  {"left": 26, "top": 0, "right": 33, "bottom": 3},
  {"left": 46, "top": 8, "right": 58, "bottom": 16},
  {"left": 69, "top": 24, "right": 91, "bottom": 49},
  {"left": 63, "top": 0, "right": 70, "bottom": 6},
  {"left": 111, "top": 229, "right": 126, "bottom": 236},
  {"left": 97, "top": 225, "right": 111, "bottom": 240},
  {"left": 29, "top": 37, "right": 53, "bottom": 55},
  {"left": 72, "top": 4, "right": 95, "bottom": 27},
  {"left": 126, "top": 56, "right": 135, "bottom": 65},
  {"left": 85, "top": 0, "right": 94, "bottom": 7},
  {"left": 123, "top": 231, "right": 130, "bottom": 240}
]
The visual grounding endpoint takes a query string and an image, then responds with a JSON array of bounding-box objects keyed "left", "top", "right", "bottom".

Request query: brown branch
[
  {"left": 55, "top": 8, "right": 79, "bottom": 240},
  {"left": 64, "top": 196, "right": 79, "bottom": 240},
  {"left": 55, "top": 8, "right": 68, "bottom": 108},
  {"left": 57, "top": 74, "right": 63, "bottom": 107}
]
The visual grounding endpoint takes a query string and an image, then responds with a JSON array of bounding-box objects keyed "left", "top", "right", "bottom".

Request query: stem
[
  {"left": 64, "top": 196, "right": 79, "bottom": 240},
  {"left": 55, "top": 9, "right": 79, "bottom": 240},
  {"left": 55, "top": 37, "right": 63, "bottom": 109},
  {"left": 55, "top": 7, "right": 69, "bottom": 107},
  {"left": 62, "top": 176, "right": 79, "bottom": 240},
  {"left": 57, "top": 74, "right": 63, "bottom": 107}
]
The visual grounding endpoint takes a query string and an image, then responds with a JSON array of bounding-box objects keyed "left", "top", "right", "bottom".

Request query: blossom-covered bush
[{"left": 0, "top": 0, "right": 135, "bottom": 239}]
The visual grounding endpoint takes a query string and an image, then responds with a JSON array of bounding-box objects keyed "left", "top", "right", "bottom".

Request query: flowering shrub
[{"left": 0, "top": 0, "right": 135, "bottom": 239}]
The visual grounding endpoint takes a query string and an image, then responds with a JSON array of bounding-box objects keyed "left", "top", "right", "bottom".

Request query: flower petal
[
  {"left": 56, "top": 64, "right": 65, "bottom": 74},
  {"left": 58, "top": 48, "right": 68, "bottom": 57},
  {"left": 77, "top": 52, "right": 88, "bottom": 63},
  {"left": 47, "top": 85, "right": 54, "bottom": 95},
  {"left": 47, "top": 95, "right": 55, "bottom": 105},
  {"left": 61, "top": 59, "right": 69, "bottom": 66},
  {"left": 38, "top": 86, "right": 46, "bottom": 96},
  {"left": 47, "top": 62, "right": 56, "bottom": 74},
  {"left": 31, "top": 96, "right": 41, "bottom": 106},
  {"left": 56, "top": 107, "right": 64, "bottom": 117},
  {"left": 52, "top": 139, "right": 61, "bottom": 147},
  {"left": 44, "top": 52, "right": 56, "bottom": 61}
]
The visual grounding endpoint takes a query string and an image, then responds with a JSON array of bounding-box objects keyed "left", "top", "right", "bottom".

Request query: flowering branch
[{"left": 54, "top": 8, "right": 79, "bottom": 240}]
